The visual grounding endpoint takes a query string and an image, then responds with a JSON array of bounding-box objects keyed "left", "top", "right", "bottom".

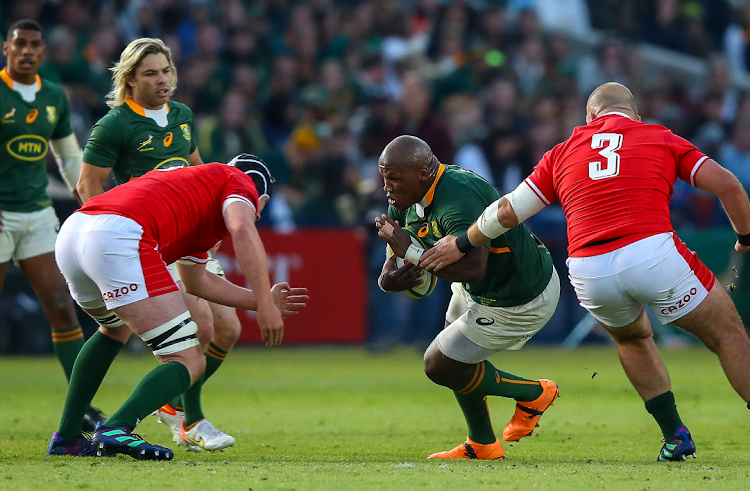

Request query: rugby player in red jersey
[
  {"left": 421, "top": 82, "right": 750, "bottom": 461},
  {"left": 47, "top": 155, "right": 308, "bottom": 460}
]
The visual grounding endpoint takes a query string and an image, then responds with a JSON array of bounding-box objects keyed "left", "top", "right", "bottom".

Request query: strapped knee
[
  {"left": 140, "top": 311, "right": 200, "bottom": 356},
  {"left": 79, "top": 299, "right": 125, "bottom": 328}
]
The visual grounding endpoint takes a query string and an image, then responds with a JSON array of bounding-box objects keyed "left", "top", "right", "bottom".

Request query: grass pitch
[{"left": 1, "top": 346, "right": 749, "bottom": 490}]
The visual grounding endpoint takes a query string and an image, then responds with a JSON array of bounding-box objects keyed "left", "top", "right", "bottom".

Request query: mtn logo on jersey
[
  {"left": 138, "top": 135, "right": 154, "bottom": 152},
  {"left": 7, "top": 134, "right": 48, "bottom": 161}
]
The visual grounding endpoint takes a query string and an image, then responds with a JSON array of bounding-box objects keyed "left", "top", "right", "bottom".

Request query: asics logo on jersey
[
  {"left": 26, "top": 108, "right": 39, "bottom": 124},
  {"left": 137, "top": 135, "right": 154, "bottom": 151},
  {"left": 661, "top": 287, "right": 698, "bottom": 316},
  {"left": 103, "top": 283, "right": 139, "bottom": 302}
]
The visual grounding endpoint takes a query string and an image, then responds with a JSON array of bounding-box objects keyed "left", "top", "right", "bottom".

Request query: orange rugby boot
[
  {"left": 427, "top": 437, "right": 505, "bottom": 460},
  {"left": 502, "top": 379, "right": 559, "bottom": 442}
]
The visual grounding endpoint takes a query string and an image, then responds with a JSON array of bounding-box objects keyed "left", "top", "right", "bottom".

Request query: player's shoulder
[
  {"left": 39, "top": 77, "right": 69, "bottom": 102},
  {"left": 96, "top": 104, "right": 133, "bottom": 126}
]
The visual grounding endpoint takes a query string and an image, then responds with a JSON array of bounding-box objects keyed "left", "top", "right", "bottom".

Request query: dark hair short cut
[{"left": 7, "top": 19, "right": 44, "bottom": 41}]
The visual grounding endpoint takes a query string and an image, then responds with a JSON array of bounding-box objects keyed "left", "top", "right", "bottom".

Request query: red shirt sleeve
[
  {"left": 668, "top": 132, "right": 709, "bottom": 187},
  {"left": 220, "top": 169, "right": 260, "bottom": 214},
  {"left": 525, "top": 148, "right": 557, "bottom": 204}
]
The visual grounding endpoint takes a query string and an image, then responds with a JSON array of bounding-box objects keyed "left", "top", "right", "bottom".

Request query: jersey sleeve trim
[
  {"left": 690, "top": 156, "right": 709, "bottom": 187},
  {"left": 179, "top": 255, "right": 208, "bottom": 264},
  {"left": 222, "top": 195, "right": 257, "bottom": 215},
  {"left": 524, "top": 178, "right": 552, "bottom": 205}
]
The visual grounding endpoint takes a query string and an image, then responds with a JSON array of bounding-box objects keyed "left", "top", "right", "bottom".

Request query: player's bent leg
[
  {"left": 181, "top": 286, "right": 214, "bottom": 349},
  {"left": 91, "top": 294, "right": 203, "bottom": 461},
  {"left": 599, "top": 309, "right": 671, "bottom": 402},
  {"left": 173, "top": 301, "right": 238, "bottom": 452},
  {"left": 19, "top": 253, "right": 86, "bottom": 385},
  {"left": 672, "top": 279, "right": 750, "bottom": 402},
  {"left": 600, "top": 309, "right": 693, "bottom": 459}
]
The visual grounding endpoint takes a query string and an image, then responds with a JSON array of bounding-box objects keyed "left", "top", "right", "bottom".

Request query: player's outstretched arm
[
  {"left": 694, "top": 159, "right": 750, "bottom": 254},
  {"left": 224, "top": 201, "right": 285, "bottom": 347},
  {"left": 77, "top": 162, "right": 114, "bottom": 203},
  {"left": 422, "top": 182, "right": 546, "bottom": 272}
]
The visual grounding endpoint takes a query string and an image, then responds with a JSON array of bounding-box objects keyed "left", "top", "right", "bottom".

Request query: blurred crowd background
[{"left": 3, "top": 0, "right": 750, "bottom": 353}]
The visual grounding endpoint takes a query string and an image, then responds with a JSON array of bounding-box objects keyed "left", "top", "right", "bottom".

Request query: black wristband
[
  {"left": 455, "top": 232, "right": 475, "bottom": 254},
  {"left": 737, "top": 232, "right": 750, "bottom": 247}
]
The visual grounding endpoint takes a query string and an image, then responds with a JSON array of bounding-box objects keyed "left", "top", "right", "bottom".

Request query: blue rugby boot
[
  {"left": 47, "top": 432, "right": 96, "bottom": 457},
  {"left": 92, "top": 426, "right": 173, "bottom": 461},
  {"left": 657, "top": 425, "right": 696, "bottom": 462}
]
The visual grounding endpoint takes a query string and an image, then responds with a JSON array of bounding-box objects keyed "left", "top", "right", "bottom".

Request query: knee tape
[
  {"left": 140, "top": 311, "right": 200, "bottom": 356},
  {"left": 79, "top": 299, "right": 126, "bottom": 328}
]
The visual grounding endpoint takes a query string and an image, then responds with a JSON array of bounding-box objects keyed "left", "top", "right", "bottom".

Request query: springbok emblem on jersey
[
  {"left": 180, "top": 123, "right": 191, "bottom": 141},
  {"left": 46, "top": 106, "right": 57, "bottom": 124},
  {"left": 2, "top": 107, "right": 16, "bottom": 122},
  {"left": 137, "top": 134, "right": 154, "bottom": 151}
]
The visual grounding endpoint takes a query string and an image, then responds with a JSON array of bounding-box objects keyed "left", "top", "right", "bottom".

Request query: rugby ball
[{"left": 385, "top": 228, "right": 438, "bottom": 299}]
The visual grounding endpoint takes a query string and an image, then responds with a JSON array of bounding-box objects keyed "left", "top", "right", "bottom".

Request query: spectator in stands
[{"left": 388, "top": 72, "right": 454, "bottom": 164}]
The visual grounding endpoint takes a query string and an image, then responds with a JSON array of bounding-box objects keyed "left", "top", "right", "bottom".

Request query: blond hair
[{"left": 106, "top": 38, "right": 177, "bottom": 108}]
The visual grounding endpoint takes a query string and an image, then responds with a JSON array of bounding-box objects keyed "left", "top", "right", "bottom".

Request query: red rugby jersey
[
  {"left": 80, "top": 163, "right": 259, "bottom": 264},
  {"left": 526, "top": 113, "right": 709, "bottom": 257}
]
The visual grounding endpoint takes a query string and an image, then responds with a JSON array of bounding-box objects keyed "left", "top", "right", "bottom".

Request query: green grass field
[{"left": 1, "top": 346, "right": 749, "bottom": 490}]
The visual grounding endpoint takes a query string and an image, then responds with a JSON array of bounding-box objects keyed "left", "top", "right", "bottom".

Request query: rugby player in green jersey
[
  {"left": 0, "top": 19, "right": 105, "bottom": 431},
  {"left": 375, "top": 135, "right": 560, "bottom": 460},
  {"left": 75, "top": 38, "right": 236, "bottom": 452}
]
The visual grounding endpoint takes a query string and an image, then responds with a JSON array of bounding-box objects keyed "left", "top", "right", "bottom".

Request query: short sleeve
[
  {"left": 220, "top": 168, "right": 259, "bottom": 212},
  {"left": 51, "top": 88, "right": 73, "bottom": 140},
  {"left": 668, "top": 132, "right": 709, "bottom": 187},
  {"left": 525, "top": 149, "right": 558, "bottom": 205},
  {"left": 83, "top": 114, "right": 122, "bottom": 168},
  {"left": 439, "top": 189, "right": 493, "bottom": 237}
]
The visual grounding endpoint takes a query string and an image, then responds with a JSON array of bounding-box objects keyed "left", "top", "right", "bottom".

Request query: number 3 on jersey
[{"left": 589, "top": 133, "right": 623, "bottom": 180}]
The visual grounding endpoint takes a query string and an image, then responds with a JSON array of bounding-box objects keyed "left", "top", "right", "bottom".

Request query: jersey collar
[
  {"left": 598, "top": 111, "right": 632, "bottom": 120},
  {"left": 414, "top": 163, "right": 445, "bottom": 218},
  {"left": 0, "top": 67, "right": 41, "bottom": 90},
  {"left": 125, "top": 97, "right": 170, "bottom": 116}
]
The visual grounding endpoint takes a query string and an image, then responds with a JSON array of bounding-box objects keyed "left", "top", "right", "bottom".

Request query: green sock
[
  {"left": 107, "top": 361, "right": 191, "bottom": 430},
  {"left": 645, "top": 391, "right": 683, "bottom": 439},
  {"left": 183, "top": 342, "right": 229, "bottom": 426},
  {"left": 58, "top": 331, "right": 123, "bottom": 440},
  {"left": 52, "top": 324, "right": 85, "bottom": 382},
  {"left": 454, "top": 392, "right": 497, "bottom": 444},
  {"left": 168, "top": 343, "right": 229, "bottom": 411},
  {"left": 457, "top": 360, "right": 543, "bottom": 401}
]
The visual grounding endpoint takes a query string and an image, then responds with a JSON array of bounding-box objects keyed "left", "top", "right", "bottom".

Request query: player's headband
[{"left": 227, "top": 154, "right": 276, "bottom": 199}]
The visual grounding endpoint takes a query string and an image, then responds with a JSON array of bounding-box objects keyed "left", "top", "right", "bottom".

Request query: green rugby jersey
[
  {"left": 83, "top": 98, "right": 197, "bottom": 184},
  {"left": 388, "top": 164, "right": 553, "bottom": 307},
  {"left": 0, "top": 68, "right": 73, "bottom": 211}
]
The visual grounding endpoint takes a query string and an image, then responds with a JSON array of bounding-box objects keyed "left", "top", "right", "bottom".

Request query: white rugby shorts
[
  {"left": 55, "top": 212, "right": 179, "bottom": 310},
  {"left": 566, "top": 232, "right": 715, "bottom": 327},
  {"left": 167, "top": 254, "right": 225, "bottom": 283},
  {"left": 0, "top": 207, "right": 60, "bottom": 262},
  {"left": 437, "top": 267, "right": 560, "bottom": 363}
]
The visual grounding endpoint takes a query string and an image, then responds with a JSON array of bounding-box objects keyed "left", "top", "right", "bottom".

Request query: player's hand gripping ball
[{"left": 385, "top": 228, "right": 438, "bottom": 299}]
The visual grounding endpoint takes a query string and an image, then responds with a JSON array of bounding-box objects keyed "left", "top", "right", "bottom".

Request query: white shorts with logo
[
  {"left": 566, "top": 232, "right": 715, "bottom": 328},
  {"left": 0, "top": 207, "right": 60, "bottom": 263},
  {"left": 55, "top": 212, "right": 179, "bottom": 310},
  {"left": 436, "top": 267, "right": 560, "bottom": 363}
]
